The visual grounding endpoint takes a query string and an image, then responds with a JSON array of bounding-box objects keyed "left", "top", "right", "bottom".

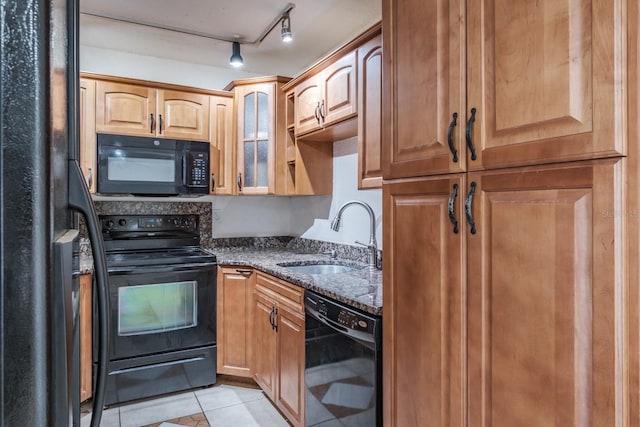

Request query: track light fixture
[
  {"left": 229, "top": 41, "right": 243, "bottom": 67},
  {"left": 281, "top": 12, "right": 292, "bottom": 43}
]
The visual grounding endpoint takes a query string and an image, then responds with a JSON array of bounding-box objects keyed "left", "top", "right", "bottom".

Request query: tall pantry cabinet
[{"left": 382, "top": 0, "right": 630, "bottom": 426}]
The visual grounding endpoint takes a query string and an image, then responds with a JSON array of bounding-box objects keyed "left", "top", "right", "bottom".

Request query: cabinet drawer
[{"left": 255, "top": 273, "right": 303, "bottom": 313}]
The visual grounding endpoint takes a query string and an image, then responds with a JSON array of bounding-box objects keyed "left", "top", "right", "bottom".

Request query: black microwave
[{"left": 97, "top": 134, "right": 210, "bottom": 196}]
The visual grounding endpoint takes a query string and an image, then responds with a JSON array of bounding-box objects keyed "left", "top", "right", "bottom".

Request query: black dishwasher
[{"left": 304, "top": 290, "right": 382, "bottom": 427}]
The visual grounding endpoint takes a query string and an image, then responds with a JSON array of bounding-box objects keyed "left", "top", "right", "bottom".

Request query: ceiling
[{"left": 79, "top": 0, "right": 381, "bottom": 79}]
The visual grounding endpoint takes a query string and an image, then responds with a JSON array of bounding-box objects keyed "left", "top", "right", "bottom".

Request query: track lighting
[
  {"left": 229, "top": 41, "right": 243, "bottom": 67},
  {"left": 281, "top": 13, "right": 292, "bottom": 43}
]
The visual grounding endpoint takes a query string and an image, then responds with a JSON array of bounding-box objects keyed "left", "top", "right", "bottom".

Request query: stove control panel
[{"left": 100, "top": 214, "right": 198, "bottom": 233}]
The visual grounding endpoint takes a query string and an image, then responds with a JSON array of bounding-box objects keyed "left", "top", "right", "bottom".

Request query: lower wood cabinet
[
  {"left": 253, "top": 272, "right": 305, "bottom": 427},
  {"left": 383, "top": 159, "right": 625, "bottom": 427},
  {"left": 216, "top": 267, "right": 255, "bottom": 377},
  {"left": 80, "top": 273, "right": 92, "bottom": 403}
]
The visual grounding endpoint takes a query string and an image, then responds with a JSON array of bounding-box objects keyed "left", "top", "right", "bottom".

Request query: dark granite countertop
[{"left": 213, "top": 248, "right": 382, "bottom": 316}]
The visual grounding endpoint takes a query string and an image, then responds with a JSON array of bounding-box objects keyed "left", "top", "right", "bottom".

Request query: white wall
[
  {"left": 81, "top": 46, "right": 260, "bottom": 91},
  {"left": 212, "top": 137, "right": 383, "bottom": 248}
]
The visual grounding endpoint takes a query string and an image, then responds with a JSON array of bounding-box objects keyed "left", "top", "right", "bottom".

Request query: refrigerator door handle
[{"left": 68, "top": 159, "right": 109, "bottom": 427}]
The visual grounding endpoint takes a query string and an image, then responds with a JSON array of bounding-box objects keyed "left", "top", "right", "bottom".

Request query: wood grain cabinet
[
  {"left": 383, "top": 1, "right": 631, "bottom": 425},
  {"left": 383, "top": 160, "right": 625, "bottom": 427},
  {"left": 79, "top": 78, "right": 96, "bottom": 193},
  {"left": 357, "top": 33, "right": 383, "bottom": 189},
  {"left": 294, "top": 51, "right": 357, "bottom": 137},
  {"left": 95, "top": 81, "right": 210, "bottom": 141},
  {"left": 383, "top": 0, "right": 626, "bottom": 178},
  {"left": 80, "top": 273, "right": 92, "bottom": 402},
  {"left": 227, "top": 77, "right": 290, "bottom": 195},
  {"left": 253, "top": 273, "right": 305, "bottom": 427},
  {"left": 216, "top": 267, "right": 254, "bottom": 377},
  {"left": 209, "top": 94, "right": 235, "bottom": 195}
]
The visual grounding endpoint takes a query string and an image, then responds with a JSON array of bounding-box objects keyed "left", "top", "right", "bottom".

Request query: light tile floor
[{"left": 81, "top": 381, "right": 291, "bottom": 427}]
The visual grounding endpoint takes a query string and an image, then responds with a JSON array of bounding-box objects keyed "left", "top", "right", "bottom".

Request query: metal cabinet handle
[
  {"left": 319, "top": 99, "right": 325, "bottom": 121},
  {"left": 273, "top": 307, "right": 278, "bottom": 332},
  {"left": 314, "top": 102, "right": 321, "bottom": 125},
  {"left": 87, "top": 167, "right": 93, "bottom": 189},
  {"left": 237, "top": 172, "right": 243, "bottom": 192},
  {"left": 465, "top": 108, "right": 477, "bottom": 161},
  {"left": 269, "top": 307, "right": 275, "bottom": 330},
  {"left": 447, "top": 112, "right": 459, "bottom": 163},
  {"left": 158, "top": 114, "right": 163, "bottom": 134},
  {"left": 448, "top": 183, "right": 459, "bottom": 234},
  {"left": 465, "top": 181, "right": 477, "bottom": 234},
  {"left": 235, "top": 269, "right": 252, "bottom": 274},
  {"left": 150, "top": 113, "right": 155, "bottom": 133},
  {"left": 211, "top": 173, "right": 215, "bottom": 192}
]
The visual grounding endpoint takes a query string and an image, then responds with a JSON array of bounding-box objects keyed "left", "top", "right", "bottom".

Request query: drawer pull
[
  {"left": 448, "top": 183, "right": 459, "bottom": 234},
  {"left": 465, "top": 108, "right": 477, "bottom": 161},
  {"left": 465, "top": 181, "right": 477, "bottom": 235},
  {"left": 447, "top": 112, "right": 459, "bottom": 163}
]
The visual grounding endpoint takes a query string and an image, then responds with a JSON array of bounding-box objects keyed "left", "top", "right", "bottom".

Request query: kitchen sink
[{"left": 277, "top": 262, "right": 361, "bottom": 275}]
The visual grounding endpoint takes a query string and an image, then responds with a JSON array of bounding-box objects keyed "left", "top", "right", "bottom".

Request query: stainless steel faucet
[{"left": 330, "top": 200, "right": 380, "bottom": 270}]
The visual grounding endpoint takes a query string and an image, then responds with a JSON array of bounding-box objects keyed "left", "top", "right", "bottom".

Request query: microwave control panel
[{"left": 189, "top": 152, "right": 209, "bottom": 187}]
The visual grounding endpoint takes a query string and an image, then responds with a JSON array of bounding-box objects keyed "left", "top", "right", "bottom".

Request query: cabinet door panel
[
  {"left": 210, "top": 96, "right": 235, "bottom": 195},
  {"left": 467, "top": 160, "right": 624, "bottom": 427},
  {"left": 217, "top": 268, "right": 253, "bottom": 377},
  {"left": 95, "top": 82, "right": 155, "bottom": 136},
  {"left": 383, "top": 175, "right": 465, "bottom": 427},
  {"left": 159, "top": 90, "right": 210, "bottom": 141},
  {"left": 382, "top": 0, "right": 466, "bottom": 178},
  {"left": 277, "top": 305, "right": 305, "bottom": 427},
  {"left": 358, "top": 35, "right": 383, "bottom": 189},
  {"left": 294, "top": 78, "right": 322, "bottom": 135},
  {"left": 467, "top": 0, "right": 625, "bottom": 169},
  {"left": 253, "top": 291, "right": 277, "bottom": 400},
  {"left": 79, "top": 78, "right": 96, "bottom": 193},
  {"left": 322, "top": 51, "right": 357, "bottom": 126}
]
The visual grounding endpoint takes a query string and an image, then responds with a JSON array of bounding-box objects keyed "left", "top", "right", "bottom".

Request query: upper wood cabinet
[
  {"left": 95, "top": 81, "right": 210, "bottom": 141},
  {"left": 357, "top": 33, "right": 383, "bottom": 189},
  {"left": 466, "top": 0, "right": 625, "bottom": 170},
  {"left": 209, "top": 94, "right": 235, "bottom": 195},
  {"left": 294, "top": 51, "right": 357, "bottom": 137},
  {"left": 382, "top": 0, "right": 465, "bottom": 178},
  {"left": 229, "top": 77, "right": 289, "bottom": 195},
  {"left": 79, "top": 78, "right": 96, "bottom": 193},
  {"left": 383, "top": 0, "right": 626, "bottom": 178},
  {"left": 216, "top": 267, "right": 254, "bottom": 377}
]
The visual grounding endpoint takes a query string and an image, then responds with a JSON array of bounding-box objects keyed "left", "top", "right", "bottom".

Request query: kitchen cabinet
[
  {"left": 294, "top": 51, "right": 357, "bottom": 139},
  {"left": 253, "top": 272, "right": 305, "bottom": 427},
  {"left": 382, "top": 0, "right": 465, "bottom": 178},
  {"left": 382, "top": 0, "right": 625, "bottom": 179},
  {"left": 209, "top": 94, "right": 235, "bottom": 195},
  {"left": 383, "top": 160, "right": 625, "bottom": 426},
  {"left": 227, "top": 77, "right": 290, "bottom": 195},
  {"left": 466, "top": 161, "right": 624, "bottom": 427},
  {"left": 357, "top": 33, "right": 383, "bottom": 189},
  {"left": 216, "top": 267, "right": 254, "bottom": 377},
  {"left": 383, "top": 1, "right": 629, "bottom": 423},
  {"left": 79, "top": 78, "right": 96, "bottom": 193},
  {"left": 80, "top": 273, "right": 92, "bottom": 402},
  {"left": 95, "top": 80, "right": 210, "bottom": 141}
]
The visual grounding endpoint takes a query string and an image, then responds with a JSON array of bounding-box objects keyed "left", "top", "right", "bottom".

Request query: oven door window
[{"left": 118, "top": 280, "right": 197, "bottom": 336}]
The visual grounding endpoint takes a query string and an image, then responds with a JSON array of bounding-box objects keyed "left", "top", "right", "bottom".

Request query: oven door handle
[
  {"left": 107, "top": 262, "right": 217, "bottom": 275},
  {"left": 305, "top": 303, "right": 377, "bottom": 350},
  {"left": 69, "top": 160, "right": 109, "bottom": 427}
]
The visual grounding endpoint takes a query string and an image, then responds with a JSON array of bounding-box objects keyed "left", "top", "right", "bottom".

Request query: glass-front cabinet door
[{"left": 237, "top": 83, "right": 275, "bottom": 195}]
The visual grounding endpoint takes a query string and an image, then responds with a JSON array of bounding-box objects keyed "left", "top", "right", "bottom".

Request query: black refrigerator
[{"left": 0, "top": 0, "right": 109, "bottom": 426}]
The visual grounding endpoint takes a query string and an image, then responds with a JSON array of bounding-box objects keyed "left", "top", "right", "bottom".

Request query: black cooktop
[{"left": 105, "top": 247, "right": 217, "bottom": 268}]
